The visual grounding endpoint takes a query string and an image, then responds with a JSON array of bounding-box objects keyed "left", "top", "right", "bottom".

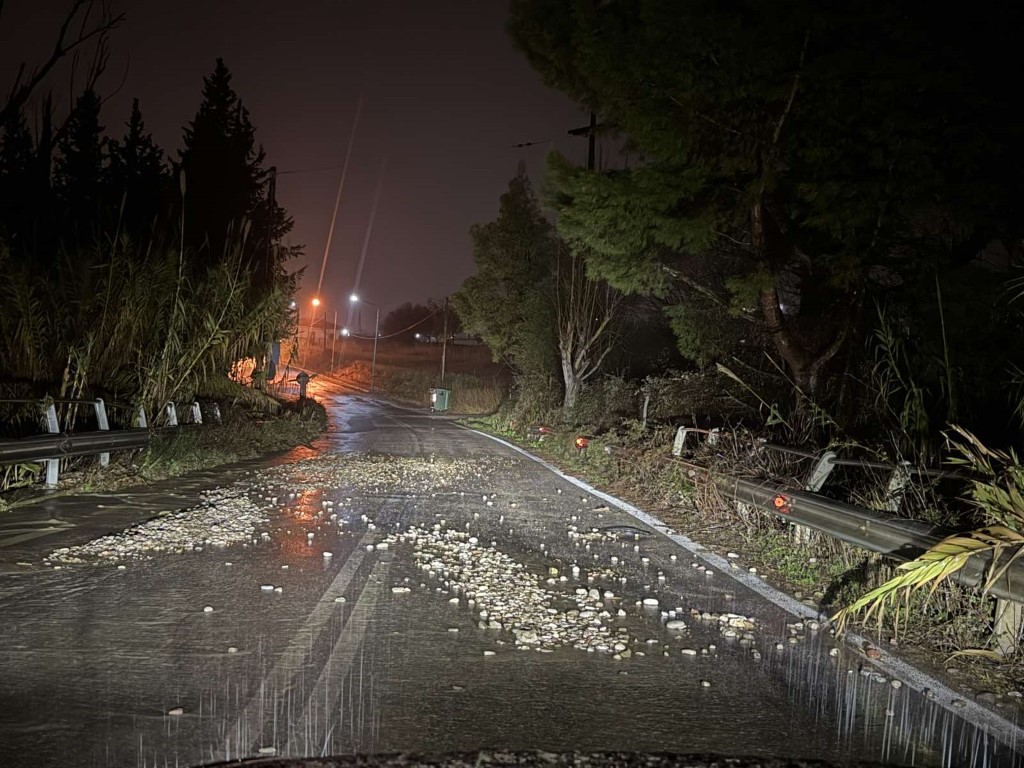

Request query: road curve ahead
[{"left": 0, "top": 394, "right": 1019, "bottom": 768}]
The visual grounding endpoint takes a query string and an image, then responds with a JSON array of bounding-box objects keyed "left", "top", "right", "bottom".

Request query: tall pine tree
[
  {"left": 107, "top": 98, "right": 167, "bottom": 239},
  {"left": 53, "top": 89, "right": 106, "bottom": 247},
  {"left": 454, "top": 167, "right": 560, "bottom": 387},
  {"left": 178, "top": 58, "right": 295, "bottom": 292},
  {"left": 0, "top": 108, "right": 37, "bottom": 254}
]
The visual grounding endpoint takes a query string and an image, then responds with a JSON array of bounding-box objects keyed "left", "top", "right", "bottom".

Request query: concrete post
[
  {"left": 672, "top": 427, "right": 690, "bottom": 457},
  {"left": 43, "top": 402, "right": 59, "bottom": 488},
  {"left": 94, "top": 398, "right": 109, "bottom": 467}
]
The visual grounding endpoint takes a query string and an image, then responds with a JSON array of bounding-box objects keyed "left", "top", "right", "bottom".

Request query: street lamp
[{"left": 349, "top": 293, "right": 380, "bottom": 393}]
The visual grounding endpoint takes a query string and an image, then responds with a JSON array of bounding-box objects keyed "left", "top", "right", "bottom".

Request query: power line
[
  {"left": 346, "top": 305, "right": 443, "bottom": 340},
  {"left": 276, "top": 163, "right": 347, "bottom": 176}
]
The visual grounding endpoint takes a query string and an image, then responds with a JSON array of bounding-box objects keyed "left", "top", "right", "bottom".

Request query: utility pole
[
  {"left": 330, "top": 309, "right": 338, "bottom": 370},
  {"left": 322, "top": 309, "right": 328, "bottom": 350},
  {"left": 567, "top": 112, "right": 599, "bottom": 171},
  {"left": 440, "top": 296, "right": 449, "bottom": 384},
  {"left": 267, "top": 166, "right": 277, "bottom": 275},
  {"left": 263, "top": 166, "right": 277, "bottom": 380}
]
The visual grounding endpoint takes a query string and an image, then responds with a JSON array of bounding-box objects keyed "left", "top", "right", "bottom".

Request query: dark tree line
[
  {"left": 0, "top": 4, "right": 302, "bottom": 414},
  {"left": 0, "top": 57, "right": 297, "bottom": 289},
  {"left": 504, "top": 0, "right": 1024, "bottom": 450}
]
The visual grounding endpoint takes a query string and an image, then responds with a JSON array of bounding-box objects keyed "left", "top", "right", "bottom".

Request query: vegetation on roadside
[
  {"left": 1, "top": 10, "right": 304, "bottom": 495},
  {"left": 454, "top": 166, "right": 621, "bottom": 413}
]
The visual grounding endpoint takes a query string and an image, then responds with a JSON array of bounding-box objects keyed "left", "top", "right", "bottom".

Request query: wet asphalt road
[{"left": 0, "top": 394, "right": 1021, "bottom": 768}]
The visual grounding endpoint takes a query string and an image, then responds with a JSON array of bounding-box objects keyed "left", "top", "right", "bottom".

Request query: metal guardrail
[
  {"left": 714, "top": 472, "right": 1024, "bottom": 605},
  {"left": 0, "top": 398, "right": 219, "bottom": 488},
  {"left": 0, "top": 430, "right": 151, "bottom": 464},
  {"left": 670, "top": 426, "right": 1024, "bottom": 606}
]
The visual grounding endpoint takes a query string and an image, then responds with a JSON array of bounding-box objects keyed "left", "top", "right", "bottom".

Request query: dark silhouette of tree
[
  {"left": 107, "top": 98, "right": 167, "bottom": 239},
  {"left": 53, "top": 88, "right": 106, "bottom": 247},
  {"left": 178, "top": 58, "right": 261, "bottom": 261},
  {"left": 0, "top": 1, "right": 123, "bottom": 128},
  {"left": 0, "top": 107, "right": 37, "bottom": 253},
  {"left": 454, "top": 167, "right": 558, "bottom": 383},
  {"left": 510, "top": 0, "right": 1024, "bottom": 404},
  {"left": 178, "top": 58, "right": 296, "bottom": 294}
]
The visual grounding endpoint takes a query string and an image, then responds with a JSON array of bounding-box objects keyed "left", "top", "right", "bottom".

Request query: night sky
[{"left": 1, "top": 1, "right": 585, "bottom": 319}]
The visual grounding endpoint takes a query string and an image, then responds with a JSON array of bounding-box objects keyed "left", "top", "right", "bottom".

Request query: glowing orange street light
[{"left": 311, "top": 297, "right": 321, "bottom": 307}]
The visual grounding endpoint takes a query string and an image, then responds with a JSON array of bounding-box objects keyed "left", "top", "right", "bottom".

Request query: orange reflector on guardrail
[{"left": 773, "top": 494, "right": 792, "bottom": 514}]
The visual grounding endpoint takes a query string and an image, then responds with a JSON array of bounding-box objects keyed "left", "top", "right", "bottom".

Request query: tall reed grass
[{"left": 0, "top": 234, "right": 293, "bottom": 429}]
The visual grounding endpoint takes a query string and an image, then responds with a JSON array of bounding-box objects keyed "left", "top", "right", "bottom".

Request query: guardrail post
[
  {"left": 190, "top": 401, "right": 203, "bottom": 425},
  {"left": 672, "top": 427, "right": 690, "bottom": 457},
  {"left": 135, "top": 405, "right": 148, "bottom": 429},
  {"left": 995, "top": 599, "right": 1022, "bottom": 657},
  {"left": 43, "top": 402, "right": 59, "bottom": 488},
  {"left": 165, "top": 402, "right": 178, "bottom": 427},
  {"left": 93, "top": 398, "right": 110, "bottom": 467},
  {"left": 805, "top": 451, "right": 837, "bottom": 492},
  {"left": 885, "top": 461, "right": 912, "bottom": 513},
  {"left": 672, "top": 426, "right": 720, "bottom": 456},
  {"left": 793, "top": 450, "right": 838, "bottom": 545},
  {"left": 212, "top": 403, "right": 222, "bottom": 424}
]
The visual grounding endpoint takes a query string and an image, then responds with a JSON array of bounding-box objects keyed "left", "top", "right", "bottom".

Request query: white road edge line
[{"left": 461, "top": 423, "right": 1024, "bottom": 751}]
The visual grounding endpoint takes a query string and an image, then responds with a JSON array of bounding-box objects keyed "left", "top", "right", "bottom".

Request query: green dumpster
[{"left": 430, "top": 387, "right": 451, "bottom": 412}]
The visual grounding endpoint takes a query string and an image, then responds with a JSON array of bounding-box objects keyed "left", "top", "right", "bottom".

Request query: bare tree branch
[
  {"left": 0, "top": 0, "right": 124, "bottom": 125},
  {"left": 555, "top": 246, "right": 623, "bottom": 410}
]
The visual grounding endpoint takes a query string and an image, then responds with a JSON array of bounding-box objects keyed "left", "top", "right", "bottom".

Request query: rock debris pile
[
  {"left": 45, "top": 453, "right": 505, "bottom": 566},
  {"left": 257, "top": 453, "right": 509, "bottom": 495},
  {"left": 47, "top": 487, "right": 268, "bottom": 565},
  {"left": 388, "top": 524, "right": 626, "bottom": 653}
]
